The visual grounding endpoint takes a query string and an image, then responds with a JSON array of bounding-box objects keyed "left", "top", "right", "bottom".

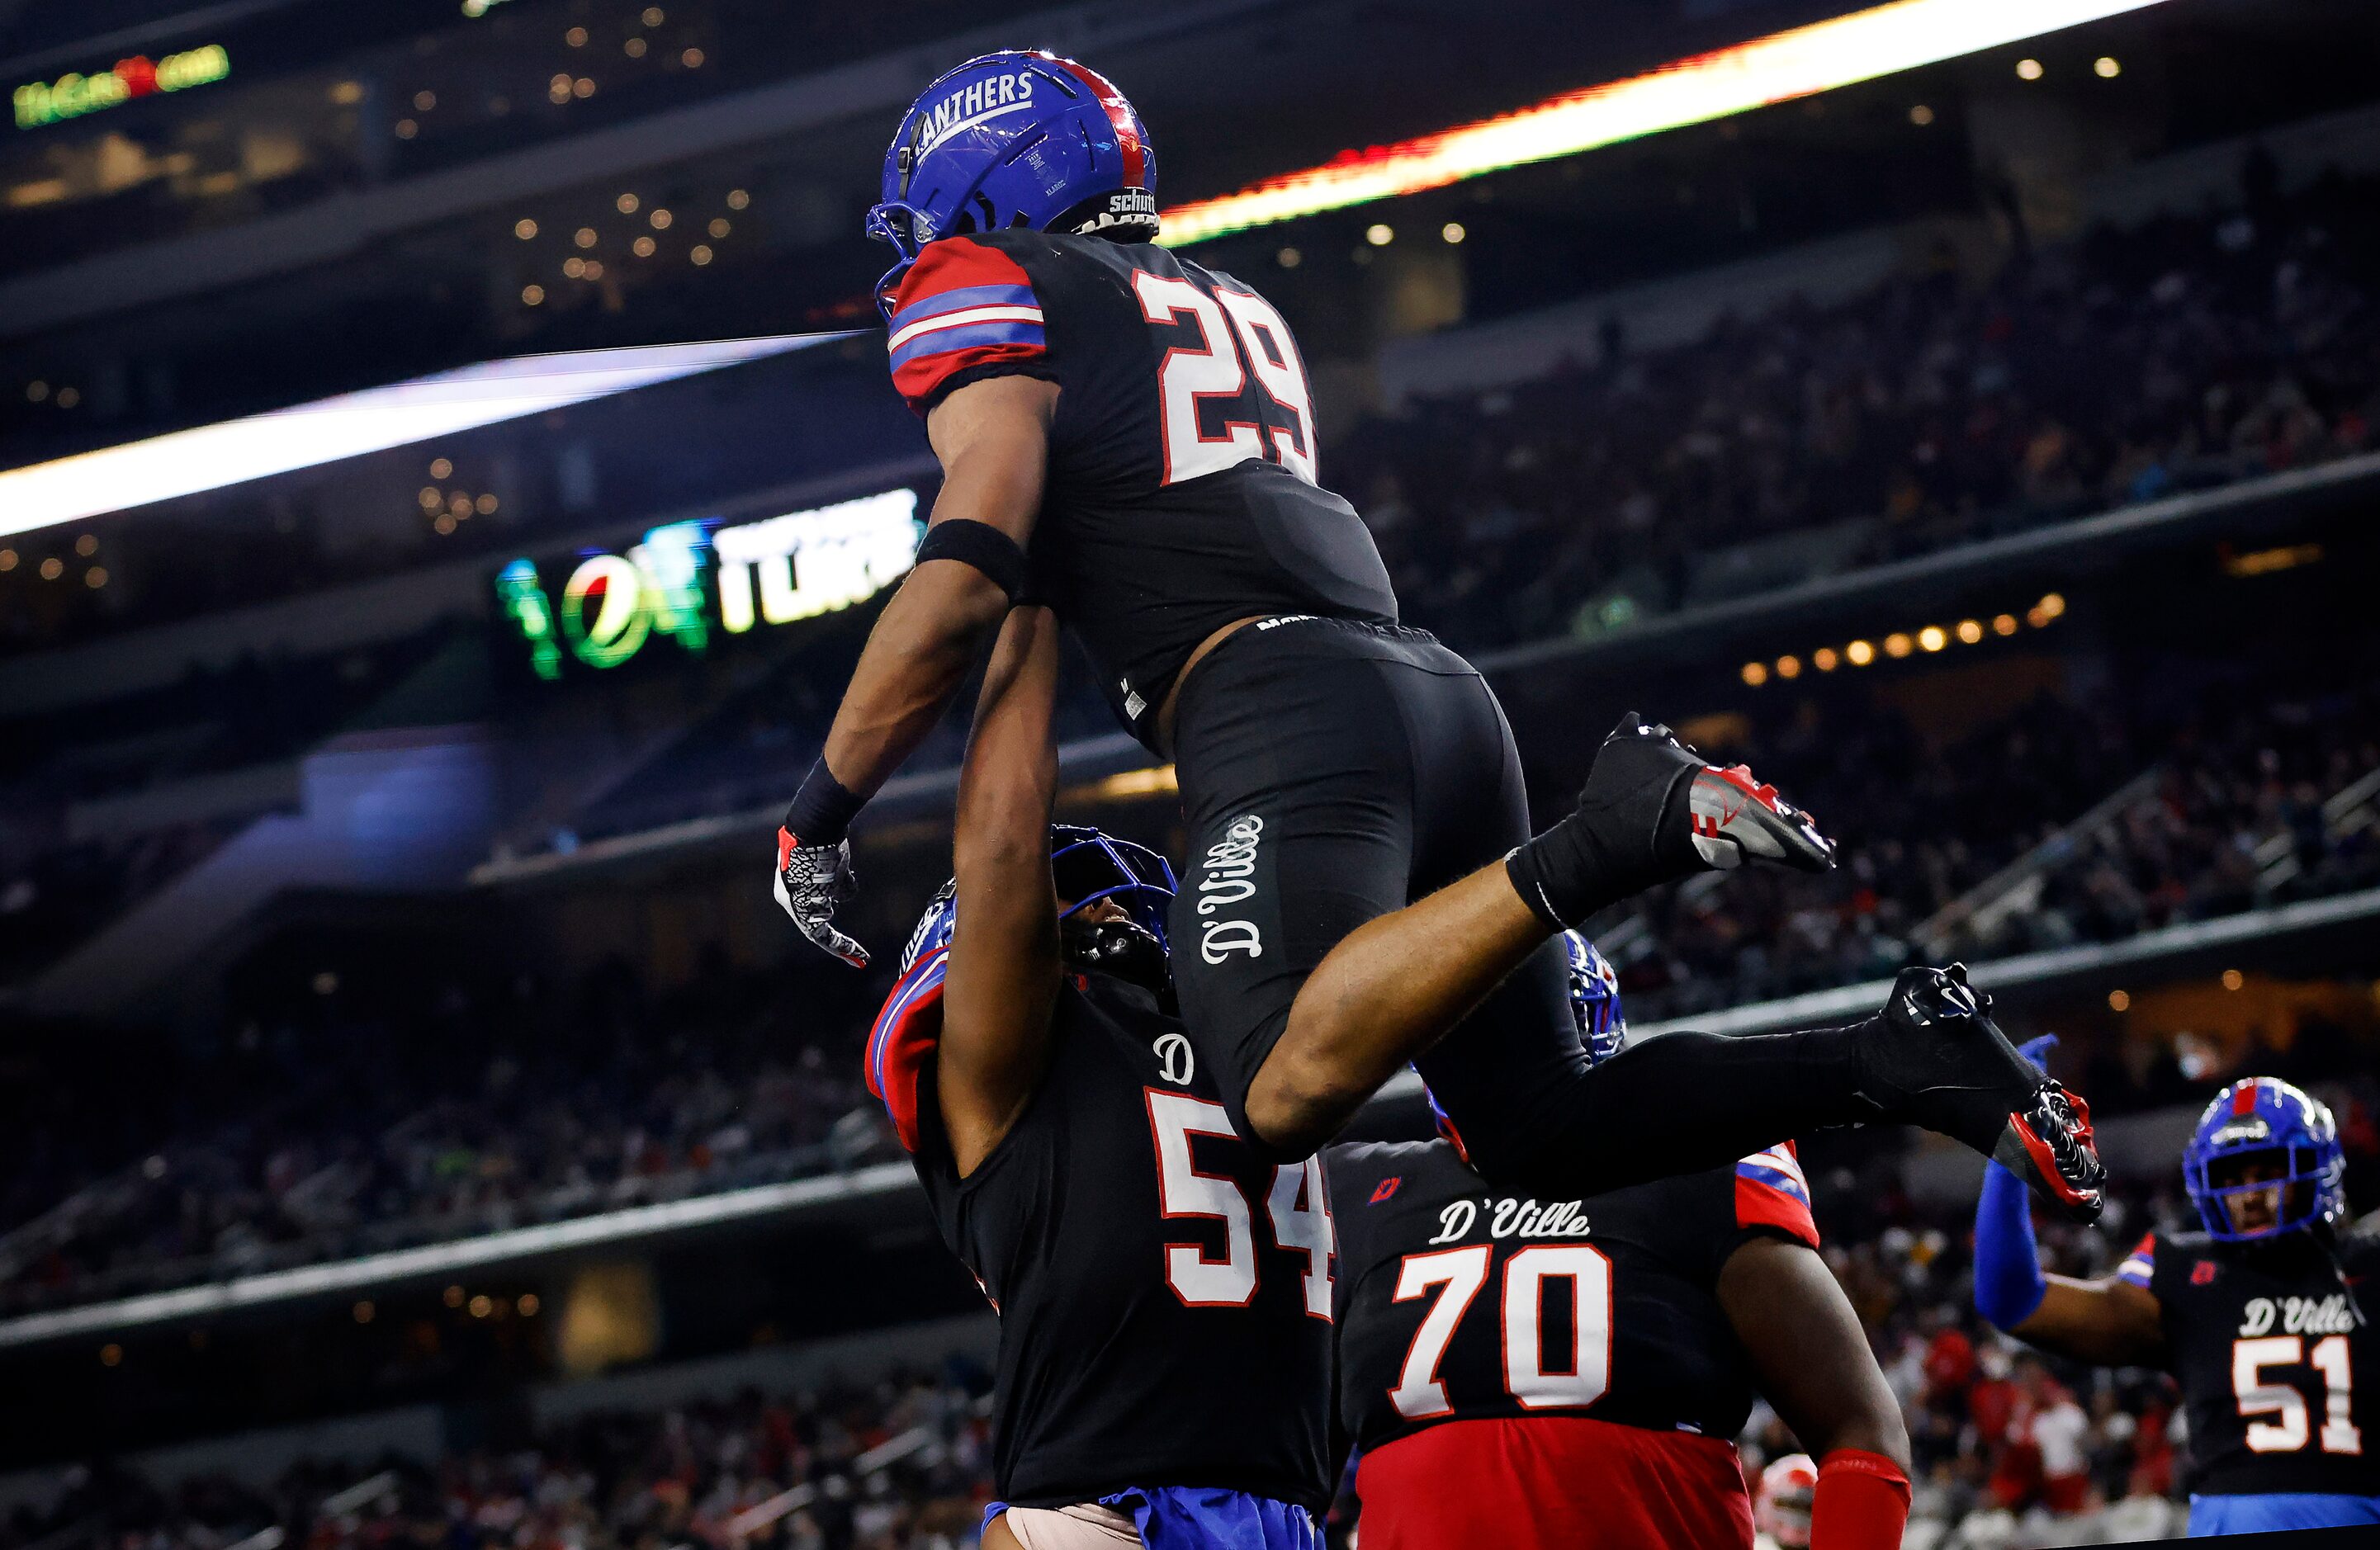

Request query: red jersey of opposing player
[{"left": 1328, "top": 1138, "right": 1824, "bottom": 1549}]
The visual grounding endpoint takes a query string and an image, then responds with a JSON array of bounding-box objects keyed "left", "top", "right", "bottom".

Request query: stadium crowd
[
  {"left": 21, "top": 1152, "right": 2380, "bottom": 1550},
  {"left": 0, "top": 963, "right": 877, "bottom": 1316},
  {"left": 1354, "top": 164, "right": 2380, "bottom": 650},
  {"left": 1602, "top": 639, "right": 2380, "bottom": 1023}
]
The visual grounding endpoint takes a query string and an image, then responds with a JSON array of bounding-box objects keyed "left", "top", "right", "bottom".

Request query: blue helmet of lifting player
[
  {"left": 864, "top": 50, "right": 1157, "bottom": 319},
  {"left": 1427, "top": 931, "right": 1626, "bottom": 1155},
  {"left": 1563, "top": 929, "right": 1629, "bottom": 1067},
  {"left": 2183, "top": 1076, "right": 2345, "bottom": 1242},
  {"left": 872, "top": 823, "right": 1176, "bottom": 1151},
  {"left": 894, "top": 823, "right": 1176, "bottom": 983}
]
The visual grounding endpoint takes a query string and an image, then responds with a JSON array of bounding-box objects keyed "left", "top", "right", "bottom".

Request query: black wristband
[
  {"left": 783, "top": 759, "right": 865, "bottom": 845},
  {"left": 914, "top": 517, "right": 1029, "bottom": 600}
]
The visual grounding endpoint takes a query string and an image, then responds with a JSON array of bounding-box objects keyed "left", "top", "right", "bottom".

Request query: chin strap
[{"left": 1811, "top": 1450, "right": 1910, "bottom": 1550}]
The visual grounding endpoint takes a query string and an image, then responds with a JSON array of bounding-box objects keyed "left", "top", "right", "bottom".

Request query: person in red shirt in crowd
[
  {"left": 2127, "top": 1396, "right": 2177, "bottom": 1500},
  {"left": 1966, "top": 1344, "right": 2019, "bottom": 1457},
  {"left": 2019, "top": 1359, "right": 2094, "bottom": 1514},
  {"left": 1922, "top": 1323, "right": 1975, "bottom": 1400}
]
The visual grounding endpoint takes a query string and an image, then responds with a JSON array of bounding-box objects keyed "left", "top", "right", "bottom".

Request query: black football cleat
[
  {"left": 1578, "top": 713, "right": 1836, "bottom": 879},
  {"left": 1852, "top": 965, "right": 2106, "bottom": 1222}
]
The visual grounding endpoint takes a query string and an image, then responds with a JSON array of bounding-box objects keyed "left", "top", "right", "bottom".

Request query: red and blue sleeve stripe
[
  {"left": 2115, "top": 1231, "right": 2156, "bottom": 1288},
  {"left": 1734, "top": 1142, "right": 1820, "bottom": 1248},
  {"left": 885, "top": 238, "right": 1047, "bottom": 412},
  {"left": 864, "top": 944, "right": 949, "bottom": 1153}
]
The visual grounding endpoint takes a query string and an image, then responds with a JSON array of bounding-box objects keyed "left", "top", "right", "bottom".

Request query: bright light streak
[
  {"left": 0, "top": 333, "right": 847, "bottom": 540},
  {"left": 1159, "top": 0, "right": 2169, "bottom": 245}
]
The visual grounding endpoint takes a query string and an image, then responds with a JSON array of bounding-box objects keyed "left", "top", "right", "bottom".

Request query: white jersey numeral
[
  {"left": 2233, "top": 1334, "right": 2360, "bottom": 1454},
  {"left": 1212, "top": 287, "right": 1317, "bottom": 483},
  {"left": 2311, "top": 1335, "right": 2363, "bottom": 1455},
  {"left": 1147, "top": 1091, "right": 1255, "bottom": 1306},
  {"left": 1388, "top": 1245, "right": 1492, "bottom": 1420},
  {"left": 1502, "top": 1244, "right": 1615, "bottom": 1410},
  {"left": 1270, "top": 1155, "right": 1336, "bottom": 1318},
  {"left": 1144, "top": 1090, "right": 1335, "bottom": 1314},
  {"left": 1133, "top": 269, "right": 1318, "bottom": 488},
  {"left": 1388, "top": 1242, "right": 1615, "bottom": 1420}
]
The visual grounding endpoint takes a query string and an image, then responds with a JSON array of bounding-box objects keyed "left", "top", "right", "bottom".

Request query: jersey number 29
[
  {"left": 1387, "top": 1242, "right": 1615, "bottom": 1420},
  {"left": 1133, "top": 271, "right": 1317, "bottom": 488}
]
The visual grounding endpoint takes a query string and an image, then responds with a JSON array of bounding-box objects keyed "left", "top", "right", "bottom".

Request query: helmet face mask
[
  {"left": 1053, "top": 825, "right": 1176, "bottom": 994},
  {"left": 866, "top": 50, "right": 1158, "bottom": 319},
  {"left": 2206, "top": 1155, "right": 2293, "bottom": 1236},
  {"left": 2184, "top": 1078, "right": 2345, "bottom": 1243},
  {"left": 896, "top": 825, "right": 1177, "bottom": 992}
]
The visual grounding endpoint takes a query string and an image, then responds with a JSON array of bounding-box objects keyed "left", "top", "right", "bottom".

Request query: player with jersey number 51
[{"left": 1973, "top": 1055, "right": 2379, "bottom": 1536}]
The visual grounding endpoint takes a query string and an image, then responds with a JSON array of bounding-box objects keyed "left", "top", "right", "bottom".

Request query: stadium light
[
  {"left": 1158, "top": 0, "right": 2170, "bottom": 245},
  {"left": 0, "top": 333, "right": 847, "bottom": 541}
]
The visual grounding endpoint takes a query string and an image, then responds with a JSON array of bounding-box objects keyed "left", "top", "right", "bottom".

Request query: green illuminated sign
[
  {"left": 12, "top": 45, "right": 230, "bottom": 130},
  {"left": 496, "top": 493, "right": 920, "bottom": 676}
]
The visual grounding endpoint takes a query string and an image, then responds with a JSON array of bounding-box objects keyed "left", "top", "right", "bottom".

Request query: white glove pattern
[{"left": 774, "top": 828, "right": 869, "bottom": 967}]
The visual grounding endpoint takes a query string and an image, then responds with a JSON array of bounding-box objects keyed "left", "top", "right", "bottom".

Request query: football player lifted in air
[
  {"left": 778, "top": 50, "right": 2103, "bottom": 1220},
  {"left": 1328, "top": 935, "right": 1914, "bottom": 1550},
  {"left": 867, "top": 603, "right": 1334, "bottom": 1550},
  {"left": 1973, "top": 1061, "right": 2379, "bottom": 1535}
]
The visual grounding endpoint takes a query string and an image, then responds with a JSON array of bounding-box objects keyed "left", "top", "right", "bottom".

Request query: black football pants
[{"left": 1166, "top": 616, "right": 1870, "bottom": 1187}]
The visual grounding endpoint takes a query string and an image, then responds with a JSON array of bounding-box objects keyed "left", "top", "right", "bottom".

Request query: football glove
[{"left": 774, "top": 828, "right": 869, "bottom": 967}]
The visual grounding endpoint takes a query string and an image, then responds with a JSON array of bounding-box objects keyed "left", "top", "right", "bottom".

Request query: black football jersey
[
  {"left": 2118, "top": 1218, "right": 2379, "bottom": 1496},
  {"left": 885, "top": 229, "right": 1398, "bottom": 748},
  {"left": 909, "top": 972, "right": 1335, "bottom": 1510},
  {"left": 1327, "top": 1137, "right": 1822, "bottom": 1454}
]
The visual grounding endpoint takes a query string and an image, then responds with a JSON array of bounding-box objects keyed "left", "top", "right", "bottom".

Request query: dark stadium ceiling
[{"left": 2, "top": 0, "right": 2376, "bottom": 472}]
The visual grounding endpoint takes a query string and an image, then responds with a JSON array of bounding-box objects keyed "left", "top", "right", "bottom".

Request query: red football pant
[{"left": 1355, "top": 1415, "right": 1754, "bottom": 1550}]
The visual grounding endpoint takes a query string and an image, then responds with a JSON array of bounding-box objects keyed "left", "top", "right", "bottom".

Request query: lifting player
[
  {"left": 1329, "top": 935, "right": 1914, "bottom": 1550},
  {"left": 864, "top": 606, "right": 1332, "bottom": 1549},
  {"left": 1973, "top": 1065, "right": 2378, "bottom": 1534},
  {"left": 776, "top": 49, "right": 2103, "bottom": 1220}
]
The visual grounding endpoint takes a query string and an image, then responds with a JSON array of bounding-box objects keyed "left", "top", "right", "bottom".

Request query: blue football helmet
[
  {"left": 1562, "top": 929, "right": 1629, "bottom": 1067},
  {"left": 2183, "top": 1076, "right": 2346, "bottom": 1242},
  {"left": 897, "top": 822, "right": 1176, "bottom": 981},
  {"left": 865, "top": 50, "right": 1157, "bottom": 318}
]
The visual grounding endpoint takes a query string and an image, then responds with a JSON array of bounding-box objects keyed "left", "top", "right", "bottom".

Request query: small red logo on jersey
[
  {"left": 1370, "top": 1177, "right": 1401, "bottom": 1204},
  {"left": 2191, "top": 1260, "right": 2218, "bottom": 1285}
]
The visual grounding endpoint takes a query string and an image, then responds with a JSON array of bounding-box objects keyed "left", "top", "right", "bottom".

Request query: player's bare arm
[
  {"left": 821, "top": 376, "right": 1058, "bottom": 801},
  {"left": 1720, "top": 1236, "right": 1908, "bottom": 1467},
  {"left": 937, "top": 604, "right": 1065, "bottom": 1177},
  {"left": 774, "top": 374, "right": 1058, "bottom": 966},
  {"left": 2007, "top": 1273, "right": 2167, "bottom": 1368},
  {"left": 1720, "top": 1236, "right": 1914, "bottom": 1547}
]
